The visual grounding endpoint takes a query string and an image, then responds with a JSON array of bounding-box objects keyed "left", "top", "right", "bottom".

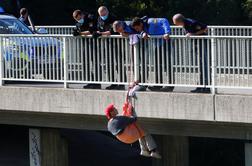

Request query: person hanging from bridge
[{"left": 104, "top": 83, "right": 161, "bottom": 159}]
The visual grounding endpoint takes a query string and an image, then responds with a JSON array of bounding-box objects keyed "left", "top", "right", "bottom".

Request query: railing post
[
  {"left": 63, "top": 37, "right": 68, "bottom": 88},
  {"left": 0, "top": 37, "right": 4, "bottom": 86},
  {"left": 211, "top": 34, "right": 217, "bottom": 94},
  {"left": 133, "top": 43, "right": 139, "bottom": 82}
]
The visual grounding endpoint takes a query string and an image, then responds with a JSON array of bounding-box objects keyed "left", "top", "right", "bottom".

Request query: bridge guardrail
[
  {"left": 35, "top": 25, "right": 252, "bottom": 36},
  {"left": 0, "top": 34, "right": 252, "bottom": 94}
]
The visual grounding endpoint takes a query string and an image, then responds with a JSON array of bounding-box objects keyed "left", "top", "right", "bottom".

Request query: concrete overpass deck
[{"left": 0, "top": 86, "right": 251, "bottom": 140}]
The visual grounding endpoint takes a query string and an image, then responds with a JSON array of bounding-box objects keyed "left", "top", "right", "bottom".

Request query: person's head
[
  {"left": 131, "top": 17, "right": 144, "bottom": 32},
  {"left": 104, "top": 104, "right": 118, "bottom": 119},
  {"left": 0, "top": 6, "right": 5, "bottom": 13},
  {"left": 173, "top": 13, "right": 185, "bottom": 26},
  {"left": 98, "top": 6, "right": 109, "bottom": 20},
  {"left": 20, "top": 8, "right": 28, "bottom": 18},
  {"left": 73, "top": 10, "right": 84, "bottom": 23},
  {"left": 113, "top": 21, "right": 125, "bottom": 33}
]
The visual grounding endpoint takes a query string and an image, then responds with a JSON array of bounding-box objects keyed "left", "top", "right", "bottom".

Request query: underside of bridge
[
  {"left": 0, "top": 124, "right": 247, "bottom": 166},
  {"left": 0, "top": 87, "right": 252, "bottom": 166}
]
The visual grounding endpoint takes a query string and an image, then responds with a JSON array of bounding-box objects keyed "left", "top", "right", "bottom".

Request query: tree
[{"left": 1, "top": 0, "right": 251, "bottom": 25}]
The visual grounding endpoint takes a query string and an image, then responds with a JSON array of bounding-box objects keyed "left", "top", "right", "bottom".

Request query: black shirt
[
  {"left": 75, "top": 14, "right": 97, "bottom": 34},
  {"left": 97, "top": 14, "right": 118, "bottom": 35},
  {"left": 183, "top": 18, "right": 207, "bottom": 35},
  {"left": 107, "top": 116, "right": 137, "bottom": 136}
]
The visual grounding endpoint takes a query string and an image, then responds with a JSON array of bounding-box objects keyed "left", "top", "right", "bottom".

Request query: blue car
[{"left": 0, "top": 14, "right": 63, "bottom": 79}]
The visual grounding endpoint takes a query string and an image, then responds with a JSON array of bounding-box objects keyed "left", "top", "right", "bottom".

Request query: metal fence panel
[
  {"left": 1, "top": 36, "right": 64, "bottom": 82},
  {"left": 35, "top": 25, "right": 252, "bottom": 36},
  {"left": 0, "top": 34, "right": 252, "bottom": 91}
]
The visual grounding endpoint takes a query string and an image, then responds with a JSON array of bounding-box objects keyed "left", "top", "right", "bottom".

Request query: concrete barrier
[
  {"left": 215, "top": 95, "right": 252, "bottom": 123},
  {"left": 0, "top": 87, "right": 214, "bottom": 121}
]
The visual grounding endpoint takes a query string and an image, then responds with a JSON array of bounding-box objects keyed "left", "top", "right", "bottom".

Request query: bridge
[{"left": 1, "top": 26, "right": 252, "bottom": 166}]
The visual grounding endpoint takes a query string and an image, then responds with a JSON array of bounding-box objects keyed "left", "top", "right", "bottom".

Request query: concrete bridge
[
  {"left": 1, "top": 30, "right": 252, "bottom": 166},
  {"left": 0, "top": 86, "right": 252, "bottom": 166}
]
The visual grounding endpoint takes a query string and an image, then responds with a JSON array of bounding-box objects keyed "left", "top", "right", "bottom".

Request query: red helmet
[{"left": 104, "top": 104, "right": 115, "bottom": 119}]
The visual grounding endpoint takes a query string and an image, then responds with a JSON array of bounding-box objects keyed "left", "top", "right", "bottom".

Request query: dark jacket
[
  {"left": 97, "top": 14, "right": 118, "bottom": 35},
  {"left": 107, "top": 116, "right": 137, "bottom": 136},
  {"left": 183, "top": 18, "right": 207, "bottom": 35},
  {"left": 75, "top": 13, "right": 97, "bottom": 34}
]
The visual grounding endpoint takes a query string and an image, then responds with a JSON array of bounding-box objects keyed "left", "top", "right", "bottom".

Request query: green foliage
[
  {"left": 97, "top": 0, "right": 247, "bottom": 25},
  {"left": 0, "top": 0, "right": 251, "bottom": 25},
  {"left": 243, "top": 0, "right": 252, "bottom": 21},
  {"left": 0, "top": 0, "right": 19, "bottom": 15}
]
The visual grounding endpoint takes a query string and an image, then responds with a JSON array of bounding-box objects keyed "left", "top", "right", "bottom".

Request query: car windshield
[{"left": 0, "top": 18, "right": 33, "bottom": 34}]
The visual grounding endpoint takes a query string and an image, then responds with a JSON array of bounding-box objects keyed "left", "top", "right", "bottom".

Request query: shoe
[
  {"left": 203, "top": 88, "right": 211, "bottom": 93},
  {"left": 115, "top": 85, "right": 125, "bottom": 90},
  {"left": 150, "top": 151, "right": 162, "bottom": 159},
  {"left": 106, "top": 84, "right": 118, "bottom": 90},
  {"left": 133, "top": 85, "right": 147, "bottom": 92},
  {"left": 138, "top": 85, "right": 147, "bottom": 91},
  {"left": 140, "top": 150, "right": 151, "bottom": 157},
  {"left": 148, "top": 86, "right": 162, "bottom": 91},
  {"left": 83, "top": 84, "right": 101, "bottom": 89},
  {"left": 160, "top": 86, "right": 174, "bottom": 92},
  {"left": 191, "top": 87, "right": 210, "bottom": 93}
]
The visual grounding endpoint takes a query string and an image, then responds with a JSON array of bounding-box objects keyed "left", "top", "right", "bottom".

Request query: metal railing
[
  {"left": 35, "top": 26, "right": 75, "bottom": 35},
  {"left": 35, "top": 25, "right": 252, "bottom": 36},
  {"left": 1, "top": 34, "right": 252, "bottom": 93}
]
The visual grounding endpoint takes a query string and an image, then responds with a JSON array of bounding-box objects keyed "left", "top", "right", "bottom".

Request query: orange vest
[{"left": 116, "top": 102, "right": 145, "bottom": 144}]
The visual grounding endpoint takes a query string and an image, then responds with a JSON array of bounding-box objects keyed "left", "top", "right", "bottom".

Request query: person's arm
[
  {"left": 187, "top": 21, "right": 207, "bottom": 36},
  {"left": 121, "top": 32, "right": 130, "bottom": 37},
  {"left": 140, "top": 31, "right": 149, "bottom": 39},
  {"left": 80, "top": 31, "right": 91, "bottom": 35},
  {"left": 194, "top": 28, "right": 207, "bottom": 35},
  {"left": 98, "top": 31, "right": 111, "bottom": 36},
  {"left": 27, "top": 15, "right": 36, "bottom": 32},
  {"left": 161, "top": 18, "right": 171, "bottom": 40}
]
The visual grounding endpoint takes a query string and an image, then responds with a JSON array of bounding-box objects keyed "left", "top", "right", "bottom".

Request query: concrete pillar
[
  {"left": 41, "top": 129, "right": 68, "bottom": 166},
  {"left": 153, "top": 135, "right": 189, "bottom": 166},
  {"left": 245, "top": 142, "right": 252, "bottom": 166}
]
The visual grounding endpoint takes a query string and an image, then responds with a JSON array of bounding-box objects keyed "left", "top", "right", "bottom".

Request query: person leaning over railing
[
  {"left": 173, "top": 14, "right": 210, "bottom": 93},
  {"left": 72, "top": 10, "right": 97, "bottom": 36},
  {"left": 72, "top": 10, "right": 101, "bottom": 89},
  {"left": 131, "top": 17, "right": 175, "bottom": 92},
  {"left": 112, "top": 20, "right": 137, "bottom": 37},
  {"left": 97, "top": 6, "right": 126, "bottom": 90},
  {"left": 19, "top": 8, "right": 36, "bottom": 32}
]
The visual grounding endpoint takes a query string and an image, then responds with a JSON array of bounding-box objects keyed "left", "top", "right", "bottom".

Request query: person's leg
[
  {"left": 91, "top": 39, "right": 101, "bottom": 89},
  {"left": 203, "top": 39, "right": 210, "bottom": 88},
  {"left": 148, "top": 40, "right": 162, "bottom": 91},
  {"left": 143, "top": 134, "right": 161, "bottom": 159},
  {"left": 144, "top": 134, "right": 157, "bottom": 151},
  {"left": 200, "top": 39, "right": 210, "bottom": 93},
  {"left": 139, "top": 137, "right": 150, "bottom": 157},
  {"left": 191, "top": 38, "right": 210, "bottom": 93},
  {"left": 106, "top": 39, "right": 118, "bottom": 90},
  {"left": 115, "top": 40, "right": 125, "bottom": 90},
  {"left": 160, "top": 40, "right": 174, "bottom": 92},
  {"left": 83, "top": 39, "right": 100, "bottom": 89}
]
